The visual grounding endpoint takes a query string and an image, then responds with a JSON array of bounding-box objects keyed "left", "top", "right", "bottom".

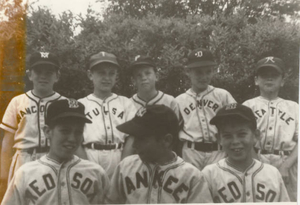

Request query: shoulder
[
  {"left": 76, "top": 159, "right": 107, "bottom": 174},
  {"left": 211, "top": 87, "right": 231, "bottom": 95},
  {"left": 77, "top": 94, "right": 92, "bottom": 103},
  {"left": 175, "top": 92, "right": 189, "bottom": 101},
  {"left": 243, "top": 97, "right": 258, "bottom": 105},
  {"left": 120, "top": 154, "right": 141, "bottom": 165},
  {"left": 278, "top": 98, "right": 298, "bottom": 107}
]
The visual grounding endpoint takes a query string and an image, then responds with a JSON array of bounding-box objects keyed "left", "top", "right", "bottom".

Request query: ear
[
  {"left": 55, "top": 70, "right": 60, "bottom": 83},
  {"left": 43, "top": 125, "right": 52, "bottom": 139},
  {"left": 26, "top": 70, "right": 32, "bottom": 81},
  {"left": 280, "top": 76, "right": 285, "bottom": 87},
  {"left": 162, "top": 133, "right": 173, "bottom": 148},
  {"left": 87, "top": 70, "right": 93, "bottom": 81},
  {"left": 216, "top": 133, "right": 222, "bottom": 146},
  {"left": 184, "top": 67, "right": 190, "bottom": 76},
  {"left": 254, "top": 76, "right": 259, "bottom": 86},
  {"left": 253, "top": 129, "right": 260, "bottom": 144}
]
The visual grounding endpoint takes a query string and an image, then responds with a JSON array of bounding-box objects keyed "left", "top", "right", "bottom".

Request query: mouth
[
  {"left": 63, "top": 144, "right": 76, "bottom": 150},
  {"left": 231, "top": 148, "right": 243, "bottom": 153}
]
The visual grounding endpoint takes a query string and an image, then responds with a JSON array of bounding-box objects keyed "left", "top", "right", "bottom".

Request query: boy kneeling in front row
[
  {"left": 106, "top": 105, "right": 212, "bottom": 204},
  {"left": 2, "top": 99, "right": 110, "bottom": 205},
  {"left": 202, "top": 103, "right": 290, "bottom": 202}
]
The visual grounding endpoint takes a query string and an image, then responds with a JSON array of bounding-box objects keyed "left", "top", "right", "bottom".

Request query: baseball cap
[
  {"left": 186, "top": 48, "right": 217, "bottom": 69},
  {"left": 117, "top": 105, "right": 179, "bottom": 137},
  {"left": 29, "top": 51, "right": 59, "bottom": 69},
  {"left": 210, "top": 103, "right": 256, "bottom": 129},
  {"left": 45, "top": 99, "right": 92, "bottom": 125},
  {"left": 89, "top": 51, "right": 120, "bottom": 70},
  {"left": 256, "top": 56, "right": 284, "bottom": 74},
  {"left": 129, "top": 55, "right": 155, "bottom": 71}
]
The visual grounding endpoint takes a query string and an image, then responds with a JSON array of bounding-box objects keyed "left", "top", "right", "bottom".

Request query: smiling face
[
  {"left": 132, "top": 66, "right": 157, "bottom": 92},
  {"left": 218, "top": 118, "right": 259, "bottom": 168},
  {"left": 255, "top": 67, "right": 284, "bottom": 94},
  {"left": 44, "top": 118, "right": 85, "bottom": 163},
  {"left": 186, "top": 66, "right": 214, "bottom": 93}
]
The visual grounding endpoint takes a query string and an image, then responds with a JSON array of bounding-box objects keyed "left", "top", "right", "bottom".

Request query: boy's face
[
  {"left": 186, "top": 66, "right": 214, "bottom": 93},
  {"left": 88, "top": 64, "right": 118, "bottom": 93},
  {"left": 218, "top": 119, "right": 258, "bottom": 166},
  {"left": 132, "top": 134, "right": 165, "bottom": 163},
  {"left": 28, "top": 65, "right": 59, "bottom": 91},
  {"left": 44, "top": 119, "right": 85, "bottom": 163},
  {"left": 255, "top": 67, "right": 284, "bottom": 93},
  {"left": 132, "top": 66, "right": 157, "bottom": 91}
]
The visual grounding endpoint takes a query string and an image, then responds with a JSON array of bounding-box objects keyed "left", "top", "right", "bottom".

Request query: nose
[{"left": 231, "top": 136, "right": 240, "bottom": 145}]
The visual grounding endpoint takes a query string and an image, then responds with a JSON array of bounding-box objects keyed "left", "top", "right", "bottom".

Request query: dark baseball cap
[
  {"left": 117, "top": 105, "right": 179, "bottom": 137},
  {"left": 45, "top": 99, "right": 92, "bottom": 125},
  {"left": 210, "top": 103, "right": 256, "bottom": 129},
  {"left": 186, "top": 48, "right": 217, "bottom": 69},
  {"left": 129, "top": 55, "right": 155, "bottom": 71},
  {"left": 89, "top": 51, "right": 120, "bottom": 70},
  {"left": 256, "top": 56, "right": 284, "bottom": 74},
  {"left": 29, "top": 51, "right": 59, "bottom": 69}
]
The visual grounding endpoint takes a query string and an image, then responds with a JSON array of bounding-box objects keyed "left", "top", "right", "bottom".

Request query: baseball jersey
[
  {"left": 243, "top": 96, "right": 298, "bottom": 151},
  {"left": 2, "top": 155, "right": 110, "bottom": 205},
  {"left": 202, "top": 158, "right": 290, "bottom": 202},
  {"left": 106, "top": 154, "right": 213, "bottom": 204},
  {"left": 131, "top": 91, "right": 180, "bottom": 120},
  {"left": 0, "top": 91, "right": 64, "bottom": 149},
  {"left": 176, "top": 85, "right": 236, "bottom": 142},
  {"left": 78, "top": 93, "right": 136, "bottom": 144}
]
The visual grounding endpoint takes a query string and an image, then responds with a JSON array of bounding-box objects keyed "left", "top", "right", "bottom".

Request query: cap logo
[
  {"left": 135, "top": 55, "right": 141, "bottom": 61},
  {"left": 225, "top": 103, "right": 237, "bottom": 110},
  {"left": 264, "top": 57, "right": 275, "bottom": 63},
  {"left": 195, "top": 51, "right": 203, "bottom": 58},
  {"left": 100, "top": 52, "right": 106, "bottom": 56},
  {"left": 67, "top": 99, "right": 79, "bottom": 108},
  {"left": 40, "top": 52, "right": 49, "bottom": 58},
  {"left": 136, "top": 107, "right": 146, "bottom": 117}
]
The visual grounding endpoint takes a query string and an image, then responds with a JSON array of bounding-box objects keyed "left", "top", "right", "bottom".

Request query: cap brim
[
  {"left": 90, "top": 60, "right": 120, "bottom": 70},
  {"left": 130, "top": 62, "right": 155, "bottom": 70},
  {"left": 186, "top": 61, "right": 217, "bottom": 69},
  {"left": 117, "top": 120, "right": 152, "bottom": 137},
  {"left": 210, "top": 113, "right": 252, "bottom": 126},
  {"left": 50, "top": 113, "right": 92, "bottom": 124},
  {"left": 256, "top": 64, "right": 282, "bottom": 74},
  {"left": 31, "top": 61, "right": 59, "bottom": 69}
]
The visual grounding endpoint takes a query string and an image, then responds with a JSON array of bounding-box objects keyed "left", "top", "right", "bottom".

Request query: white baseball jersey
[
  {"left": 2, "top": 155, "right": 110, "bottom": 205},
  {"left": 243, "top": 96, "right": 298, "bottom": 151},
  {"left": 78, "top": 93, "right": 137, "bottom": 144},
  {"left": 106, "top": 153, "right": 213, "bottom": 204},
  {"left": 131, "top": 91, "right": 180, "bottom": 120},
  {"left": 0, "top": 91, "right": 64, "bottom": 149},
  {"left": 176, "top": 85, "right": 236, "bottom": 142},
  {"left": 202, "top": 158, "right": 290, "bottom": 202}
]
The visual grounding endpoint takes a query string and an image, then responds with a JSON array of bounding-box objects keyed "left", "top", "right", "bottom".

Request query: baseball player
[
  {"left": 0, "top": 51, "right": 64, "bottom": 198},
  {"left": 176, "top": 48, "right": 236, "bottom": 170},
  {"left": 203, "top": 103, "right": 290, "bottom": 202},
  {"left": 1, "top": 99, "right": 110, "bottom": 205},
  {"left": 106, "top": 105, "right": 213, "bottom": 204},
  {"left": 77, "top": 51, "right": 137, "bottom": 179},
  {"left": 243, "top": 56, "right": 298, "bottom": 201}
]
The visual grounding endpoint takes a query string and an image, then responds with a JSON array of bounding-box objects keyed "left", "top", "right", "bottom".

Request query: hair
[
  {"left": 46, "top": 117, "right": 87, "bottom": 129},
  {"left": 215, "top": 117, "right": 256, "bottom": 136}
]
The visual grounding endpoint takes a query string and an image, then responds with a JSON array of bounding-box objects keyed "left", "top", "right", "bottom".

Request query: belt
[
  {"left": 85, "top": 143, "right": 123, "bottom": 150},
  {"left": 186, "top": 141, "right": 219, "bottom": 152},
  {"left": 23, "top": 147, "right": 50, "bottom": 154},
  {"left": 254, "top": 148, "right": 291, "bottom": 156}
]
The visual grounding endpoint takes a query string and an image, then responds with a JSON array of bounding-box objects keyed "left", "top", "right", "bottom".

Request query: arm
[
  {"left": 121, "top": 136, "right": 135, "bottom": 160},
  {"left": 187, "top": 172, "right": 213, "bottom": 203},
  {"left": 0, "top": 132, "right": 14, "bottom": 188},
  {"left": 1, "top": 170, "right": 24, "bottom": 205},
  {"left": 278, "top": 143, "right": 298, "bottom": 184}
]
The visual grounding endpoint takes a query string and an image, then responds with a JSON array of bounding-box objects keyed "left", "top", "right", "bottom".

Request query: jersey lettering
[
  {"left": 256, "top": 183, "right": 276, "bottom": 202},
  {"left": 253, "top": 108, "right": 294, "bottom": 125},
  {"left": 163, "top": 176, "right": 178, "bottom": 193},
  {"left": 125, "top": 176, "right": 136, "bottom": 194},
  {"left": 183, "top": 100, "right": 219, "bottom": 115},
  {"left": 28, "top": 174, "right": 56, "bottom": 198},
  {"left": 71, "top": 172, "right": 94, "bottom": 195},
  {"left": 43, "top": 174, "right": 55, "bottom": 190},
  {"left": 16, "top": 105, "right": 45, "bottom": 122},
  {"left": 85, "top": 107, "right": 124, "bottom": 119},
  {"left": 136, "top": 171, "right": 148, "bottom": 188},
  {"left": 29, "top": 180, "right": 46, "bottom": 197},
  {"left": 217, "top": 181, "right": 241, "bottom": 202},
  {"left": 172, "top": 183, "right": 189, "bottom": 203},
  {"left": 25, "top": 189, "right": 38, "bottom": 204}
]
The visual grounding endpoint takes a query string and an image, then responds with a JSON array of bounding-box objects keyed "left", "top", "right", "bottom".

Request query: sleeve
[
  {"left": 278, "top": 171, "right": 290, "bottom": 202},
  {"left": 95, "top": 167, "right": 110, "bottom": 204},
  {"left": 186, "top": 170, "right": 213, "bottom": 203},
  {"left": 1, "top": 169, "right": 25, "bottom": 205},
  {"left": 224, "top": 90, "right": 236, "bottom": 104},
  {"left": 105, "top": 163, "right": 126, "bottom": 204},
  {"left": 292, "top": 103, "right": 298, "bottom": 142},
  {"left": 125, "top": 98, "right": 137, "bottom": 121},
  {"left": 0, "top": 97, "right": 18, "bottom": 134},
  {"left": 170, "top": 98, "right": 181, "bottom": 122}
]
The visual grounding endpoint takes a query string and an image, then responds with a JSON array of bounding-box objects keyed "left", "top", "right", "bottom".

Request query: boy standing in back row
[
  {"left": 243, "top": 56, "right": 298, "bottom": 201},
  {"left": 176, "top": 48, "right": 236, "bottom": 170},
  {"left": 77, "top": 51, "right": 137, "bottom": 179}
]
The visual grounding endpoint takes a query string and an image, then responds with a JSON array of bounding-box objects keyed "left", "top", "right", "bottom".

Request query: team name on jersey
[
  {"left": 85, "top": 107, "right": 124, "bottom": 120},
  {"left": 17, "top": 105, "right": 46, "bottom": 123},
  {"left": 214, "top": 181, "right": 276, "bottom": 203},
  {"left": 183, "top": 99, "right": 219, "bottom": 115},
  {"left": 253, "top": 107, "right": 294, "bottom": 125},
  {"left": 125, "top": 170, "right": 189, "bottom": 203},
  {"left": 25, "top": 172, "right": 98, "bottom": 203}
]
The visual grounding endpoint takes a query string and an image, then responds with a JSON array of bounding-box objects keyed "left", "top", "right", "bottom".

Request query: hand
[{"left": 278, "top": 164, "right": 289, "bottom": 185}]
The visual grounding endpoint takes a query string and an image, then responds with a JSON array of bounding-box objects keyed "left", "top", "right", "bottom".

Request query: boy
[
  {"left": 176, "top": 48, "right": 236, "bottom": 170},
  {"left": 0, "top": 51, "right": 64, "bottom": 194},
  {"left": 77, "top": 51, "right": 136, "bottom": 178},
  {"left": 203, "top": 103, "right": 290, "bottom": 202},
  {"left": 243, "top": 56, "right": 298, "bottom": 201},
  {"left": 129, "top": 55, "right": 180, "bottom": 119},
  {"left": 2, "top": 99, "right": 110, "bottom": 205},
  {"left": 106, "top": 105, "right": 212, "bottom": 204}
]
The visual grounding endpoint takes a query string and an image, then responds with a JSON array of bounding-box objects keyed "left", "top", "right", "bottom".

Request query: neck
[
  {"left": 32, "top": 89, "right": 54, "bottom": 98},
  {"left": 191, "top": 86, "right": 207, "bottom": 95},
  {"left": 228, "top": 158, "right": 254, "bottom": 172},
  {"left": 260, "top": 91, "right": 279, "bottom": 101},
  {"left": 156, "top": 150, "right": 175, "bottom": 165},
  {"left": 47, "top": 152, "right": 71, "bottom": 164},
  {"left": 93, "top": 90, "right": 112, "bottom": 100},
  {"left": 137, "top": 89, "right": 158, "bottom": 102}
]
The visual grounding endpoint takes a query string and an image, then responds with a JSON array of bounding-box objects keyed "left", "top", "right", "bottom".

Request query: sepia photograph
[{"left": 0, "top": 0, "right": 299, "bottom": 204}]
